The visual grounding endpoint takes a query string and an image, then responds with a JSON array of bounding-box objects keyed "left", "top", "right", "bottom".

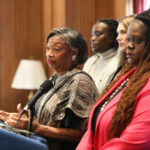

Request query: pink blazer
[{"left": 77, "top": 67, "right": 150, "bottom": 150}]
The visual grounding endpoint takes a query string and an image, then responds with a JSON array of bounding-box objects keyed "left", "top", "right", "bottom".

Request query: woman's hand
[
  {"left": 0, "top": 110, "right": 20, "bottom": 125},
  {"left": 16, "top": 104, "right": 40, "bottom": 131},
  {"left": 0, "top": 103, "right": 27, "bottom": 129},
  {"left": 0, "top": 103, "right": 40, "bottom": 132}
]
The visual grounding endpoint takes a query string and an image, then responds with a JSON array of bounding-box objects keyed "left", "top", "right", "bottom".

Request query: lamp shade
[{"left": 11, "top": 59, "right": 47, "bottom": 90}]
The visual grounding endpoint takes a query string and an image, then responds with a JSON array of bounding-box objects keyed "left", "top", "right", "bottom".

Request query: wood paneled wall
[
  {"left": 65, "top": 0, "right": 95, "bottom": 56},
  {"left": 0, "top": 0, "right": 44, "bottom": 111},
  {"left": 95, "top": 0, "right": 126, "bottom": 20},
  {"left": 0, "top": 0, "right": 126, "bottom": 111}
]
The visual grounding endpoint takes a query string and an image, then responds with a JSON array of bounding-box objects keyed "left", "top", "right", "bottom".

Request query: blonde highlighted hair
[{"left": 118, "top": 14, "right": 137, "bottom": 30}]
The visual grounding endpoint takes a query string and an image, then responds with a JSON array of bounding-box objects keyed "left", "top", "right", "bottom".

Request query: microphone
[{"left": 20, "top": 79, "right": 53, "bottom": 117}]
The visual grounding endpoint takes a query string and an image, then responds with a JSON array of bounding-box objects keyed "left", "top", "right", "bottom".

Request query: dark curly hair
[{"left": 97, "top": 18, "right": 119, "bottom": 49}]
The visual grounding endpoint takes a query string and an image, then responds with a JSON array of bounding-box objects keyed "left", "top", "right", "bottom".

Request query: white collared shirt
[{"left": 83, "top": 48, "right": 120, "bottom": 95}]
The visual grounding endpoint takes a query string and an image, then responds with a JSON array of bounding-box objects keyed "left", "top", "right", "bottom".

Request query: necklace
[{"left": 99, "top": 78, "right": 129, "bottom": 112}]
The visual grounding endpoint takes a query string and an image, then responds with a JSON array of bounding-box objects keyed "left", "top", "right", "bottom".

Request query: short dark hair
[
  {"left": 97, "top": 18, "right": 118, "bottom": 48},
  {"left": 46, "top": 27, "right": 88, "bottom": 65}
]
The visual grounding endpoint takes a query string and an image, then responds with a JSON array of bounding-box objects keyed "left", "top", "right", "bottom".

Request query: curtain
[
  {"left": 126, "top": 0, "right": 150, "bottom": 15},
  {"left": 133, "top": 0, "right": 147, "bottom": 14},
  {"left": 145, "top": 0, "right": 150, "bottom": 10},
  {"left": 126, "top": 0, "right": 134, "bottom": 15}
]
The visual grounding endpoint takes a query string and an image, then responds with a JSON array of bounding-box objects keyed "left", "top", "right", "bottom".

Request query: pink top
[{"left": 77, "top": 67, "right": 150, "bottom": 150}]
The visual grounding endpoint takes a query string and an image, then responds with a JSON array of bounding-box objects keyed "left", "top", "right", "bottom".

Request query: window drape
[{"left": 126, "top": 0, "right": 149, "bottom": 15}]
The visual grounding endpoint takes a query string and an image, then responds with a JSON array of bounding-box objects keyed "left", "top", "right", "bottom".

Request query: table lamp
[{"left": 11, "top": 59, "right": 48, "bottom": 99}]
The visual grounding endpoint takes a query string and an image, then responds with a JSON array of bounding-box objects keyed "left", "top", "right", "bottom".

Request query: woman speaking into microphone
[{"left": 0, "top": 27, "right": 98, "bottom": 150}]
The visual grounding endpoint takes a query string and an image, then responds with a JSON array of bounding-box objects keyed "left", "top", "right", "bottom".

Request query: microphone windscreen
[{"left": 39, "top": 79, "right": 53, "bottom": 93}]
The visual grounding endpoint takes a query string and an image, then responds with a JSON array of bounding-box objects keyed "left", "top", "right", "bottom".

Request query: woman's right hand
[
  {"left": 0, "top": 103, "right": 28, "bottom": 129},
  {"left": 0, "top": 103, "right": 40, "bottom": 133},
  {"left": 0, "top": 110, "right": 19, "bottom": 123}
]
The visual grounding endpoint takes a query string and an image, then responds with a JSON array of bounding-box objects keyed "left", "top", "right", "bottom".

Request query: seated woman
[
  {"left": 117, "top": 14, "right": 136, "bottom": 66},
  {"left": 83, "top": 18, "right": 120, "bottom": 95},
  {"left": 0, "top": 27, "right": 99, "bottom": 150},
  {"left": 76, "top": 9, "right": 150, "bottom": 150},
  {"left": 110, "top": 14, "right": 136, "bottom": 82}
]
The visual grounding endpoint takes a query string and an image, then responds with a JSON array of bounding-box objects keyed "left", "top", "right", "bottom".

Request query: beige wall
[{"left": 0, "top": 0, "right": 126, "bottom": 111}]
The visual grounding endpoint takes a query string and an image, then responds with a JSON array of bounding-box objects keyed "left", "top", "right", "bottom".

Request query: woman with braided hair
[{"left": 77, "top": 9, "right": 150, "bottom": 150}]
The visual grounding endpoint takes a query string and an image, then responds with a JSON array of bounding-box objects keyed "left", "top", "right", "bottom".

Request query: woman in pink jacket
[{"left": 77, "top": 9, "right": 150, "bottom": 150}]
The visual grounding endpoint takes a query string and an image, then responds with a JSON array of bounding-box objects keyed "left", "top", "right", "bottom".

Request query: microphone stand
[
  {"left": 14, "top": 105, "right": 35, "bottom": 131},
  {"left": 15, "top": 78, "right": 55, "bottom": 131},
  {"left": 28, "top": 106, "right": 35, "bottom": 131},
  {"left": 27, "top": 76, "right": 56, "bottom": 131}
]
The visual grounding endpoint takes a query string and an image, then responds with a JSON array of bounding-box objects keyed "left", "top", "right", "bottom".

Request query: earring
[{"left": 72, "top": 55, "right": 77, "bottom": 62}]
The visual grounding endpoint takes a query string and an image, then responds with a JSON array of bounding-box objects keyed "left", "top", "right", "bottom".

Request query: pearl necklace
[{"left": 99, "top": 78, "right": 129, "bottom": 112}]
